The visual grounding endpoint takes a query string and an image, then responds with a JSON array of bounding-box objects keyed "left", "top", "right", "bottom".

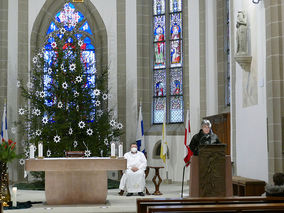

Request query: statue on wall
[{"left": 236, "top": 11, "right": 248, "bottom": 55}]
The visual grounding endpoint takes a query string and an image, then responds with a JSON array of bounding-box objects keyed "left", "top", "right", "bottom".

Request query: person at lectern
[
  {"left": 118, "top": 143, "right": 147, "bottom": 196},
  {"left": 189, "top": 119, "right": 221, "bottom": 156}
]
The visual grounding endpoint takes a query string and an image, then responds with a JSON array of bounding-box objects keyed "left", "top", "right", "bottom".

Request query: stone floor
[{"left": 4, "top": 182, "right": 189, "bottom": 213}]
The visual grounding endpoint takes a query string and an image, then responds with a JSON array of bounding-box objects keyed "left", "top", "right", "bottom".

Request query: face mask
[{"left": 131, "top": 147, "right": 137, "bottom": 153}]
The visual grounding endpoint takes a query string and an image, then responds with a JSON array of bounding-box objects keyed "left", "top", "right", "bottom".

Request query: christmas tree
[{"left": 18, "top": 22, "right": 122, "bottom": 158}]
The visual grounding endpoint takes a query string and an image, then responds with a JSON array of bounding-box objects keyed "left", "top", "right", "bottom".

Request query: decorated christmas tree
[{"left": 18, "top": 22, "right": 122, "bottom": 158}]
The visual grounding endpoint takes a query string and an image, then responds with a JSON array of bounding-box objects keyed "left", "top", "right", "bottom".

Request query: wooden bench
[
  {"left": 147, "top": 203, "right": 284, "bottom": 212},
  {"left": 232, "top": 176, "right": 266, "bottom": 196},
  {"left": 137, "top": 196, "right": 284, "bottom": 213}
]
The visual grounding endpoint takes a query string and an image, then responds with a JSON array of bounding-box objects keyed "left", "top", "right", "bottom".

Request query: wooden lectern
[{"left": 190, "top": 144, "right": 233, "bottom": 197}]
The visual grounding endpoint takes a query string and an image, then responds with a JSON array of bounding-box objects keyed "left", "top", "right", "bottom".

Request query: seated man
[
  {"left": 119, "top": 143, "right": 147, "bottom": 196},
  {"left": 189, "top": 119, "right": 221, "bottom": 156},
  {"left": 265, "top": 173, "right": 284, "bottom": 196}
]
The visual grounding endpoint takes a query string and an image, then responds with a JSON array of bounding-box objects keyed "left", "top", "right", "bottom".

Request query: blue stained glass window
[
  {"left": 154, "top": 16, "right": 165, "bottom": 42},
  {"left": 170, "top": 0, "right": 182, "bottom": 13},
  {"left": 170, "top": 40, "right": 182, "bottom": 67},
  {"left": 46, "top": 22, "right": 59, "bottom": 35},
  {"left": 170, "top": 13, "right": 182, "bottom": 39},
  {"left": 170, "top": 68, "right": 183, "bottom": 95},
  {"left": 79, "top": 21, "right": 93, "bottom": 35},
  {"left": 170, "top": 96, "right": 183, "bottom": 123},
  {"left": 153, "top": 0, "right": 165, "bottom": 15},
  {"left": 153, "top": 97, "right": 166, "bottom": 123},
  {"left": 154, "top": 69, "right": 166, "bottom": 97},
  {"left": 43, "top": 3, "right": 96, "bottom": 107},
  {"left": 55, "top": 3, "right": 84, "bottom": 31},
  {"left": 153, "top": 0, "right": 183, "bottom": 124}
]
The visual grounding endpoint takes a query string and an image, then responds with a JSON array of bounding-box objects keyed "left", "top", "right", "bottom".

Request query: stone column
[{"left": 265, "top": 0, "right": 284, "bottom": 182}]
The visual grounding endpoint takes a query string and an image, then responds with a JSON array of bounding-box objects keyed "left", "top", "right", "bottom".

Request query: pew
[
  {"left": 147, "top": 203, "right": 284, "bottom": 212},
  {"left": 137, "top": 196, "right": 284, "bottom": 213}
]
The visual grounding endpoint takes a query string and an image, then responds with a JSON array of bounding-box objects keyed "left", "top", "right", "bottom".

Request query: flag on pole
[
  {"left": 1, "top": 101, "right": 8, "bottom": 142},
  {"left": 184, "top": 109, "right": 193, "bottom": 166},
  {"left": 136, "top": 103, "right": 145, "bottom": 153},
  {"left": 160, "top": 109, "right": 167, "bottom": 164}
]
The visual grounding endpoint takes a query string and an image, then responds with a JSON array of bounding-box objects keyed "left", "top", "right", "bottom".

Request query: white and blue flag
[
  {"left": 136, "top": 104, "right": 145, "bottom": 153},
  {"left": 1, "top": 101, "right": 8, "bottom": 142}
]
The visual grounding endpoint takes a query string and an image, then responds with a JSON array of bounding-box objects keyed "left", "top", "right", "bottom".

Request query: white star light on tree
[
  {"left": 47, "top": 149, "right": 52, "bottom": 157},
  {"left": 51, "top": 42, "right": 57, "bottom": 48},
  {"left": 69, "top": 127, "right": 73, "bottom": 135},
  {"left": 35, "top": 129, "right": 42, "bottom": 136},
  {"left": 69, "top": 63, "right": 76, "bottom": 71},
  {"left": 73, "top": 140, "right": 78, "bottom": 148},
  {"left": 35, "top": 91, "right": 40, "bottom": 97},
  {"left": 95, "top": 100, "right": 101, "bottom": 107},
  {"left": 62, "top": 82, "right": 68, "bottom": 89},
  {"left": 27, "top": 82, "right": 33, "bottom": 89},
  {"left": 74, "top": 91, "right": 79, "bottom": 97},
  {"left": 54, "top": 135, "right": 61, "bottom": 143},
  {"left": 84, "top": 150, "right": 91, "bottom": 157},
  {"left": 75, "top": 76, "right": 83, "bottom": 83},
  {"left": 60, "top": 27, "right": 66, "bottom": 34},
  {"left": 102, "top": 94, "right": 108, "bottom": 100},
  {"left": 39, "top": 91, "right": 46, "bottom": 98},
  {"left": 93, "top": 89, "right": 100, "bottom": 96},
  {"left": 117, "top": 123, "right": 123, "bottom": 130},
  {"left": 58, "top": 101, "right": 63, "bottom": 108},
  {"left": 42, "top": 116, "right": 48, "bottom": 124},
  {"left": 37, "top": 52, "right": 43, "bottom": 58},
  {"left": 32, "top": 56, "right": 38, "bottom": 64},
  {"left": 110, "top": 120, "right": 116, "bottom": 127},
  {"left": 97, "top": 110, "right": 103, "bottom": 117},
  {"left": 86, "top": 128, "right": 93, "bottom": 136},
  {"left": 104, "top": 138, "right": 109, "bottom": 145},
  {"left": 78, "top": 40, "right": 83, "bottom": 47},
  {"left": 78, "top": 121, "right": 85, "bottom": 129},
  {"left": 33, "top": 108, "right": 41, "bottom": 116},
  {"left": 19, "top": 159, "right": 25, "bottom": 166},
  {"left": 19, "top": 108, "right": 25, "bottom": 115},
  {"left": 47, "top": 68, "right": 52, "bottom": 75},
  {"left": 60, "top": 63, "right": 64, "bottom": 70},
  {"left": 17, "top": 81, "right": 21, "bottom": 88}
]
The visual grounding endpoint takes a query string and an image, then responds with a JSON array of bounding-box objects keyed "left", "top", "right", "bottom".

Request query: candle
[
  {"left": 12, "top": 187, "right": 17, "bottom": 207},
  {"left": 29, "top": 145, "right": 35, "bottom": 159},
  {"left": 118, "top": 144, "right": 123, "bottom": 158},
  {"left": 38, "top": 142, "right": 43, "bottom": 158},
  {"left": 111, "top": 143, "right": 116, "bottom": 157}
]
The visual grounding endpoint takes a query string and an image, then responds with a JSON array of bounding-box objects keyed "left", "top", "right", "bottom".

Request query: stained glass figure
[
  {"left": 153, "top": 0, "right": 165, "bottom": 15},
  {"left": 153, "top": 97, "right": 166, "bottom": 123},
  {"left": 79, "top": 21, "right": 93, "bottom": 35},
  {"left": 154, "top": 70, "right": 166, "bottom": 97},
  {"left": 56, "top": 3, "right": 84, "bottom": 31},
  {"left": 170, "top": 13, "right": 182, "bottom": 40},
  {"left": 170, "top": 68, "right": 183, "bottom": 95},
  {"left": 154, "top": 42, "right": 166, "bottom": 69},
  {"left": 154, "top": 16, "right": 165, "bottom": 42},
  {"left": 170, "top": 0, "right": 182, "bottom": 13},
  {"left": 47, "top": 22, "right": 59, "bottom": 35},
  {"left": 170, "top": 96, "right": 183, "bottom": 123},
  {"left": 170, "top": 40, "right": 182, "bottom": 67}
]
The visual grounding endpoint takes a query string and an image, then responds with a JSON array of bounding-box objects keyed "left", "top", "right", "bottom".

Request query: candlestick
[
  {"left": 111, "top": 142, "right": 116, "bottom": 157},
  {"left": 118, "top": 144, "right": 123, "bottom": 158},
  {"left": 12, "top": 187, "right": 17, "bottom": 207},
  {"left": 30, "top": 145, "right": 35, "bottom": 159},
  {"left": 38, "top": 142, "right": 43, "bottom": 158}
]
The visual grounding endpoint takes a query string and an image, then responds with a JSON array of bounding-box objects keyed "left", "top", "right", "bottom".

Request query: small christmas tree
[{"left": 18, "top": 24, "right": 122, "bottom": 158}]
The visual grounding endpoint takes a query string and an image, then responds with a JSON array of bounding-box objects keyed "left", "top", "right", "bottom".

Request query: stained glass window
[
  {"left": 44, "top": 3, "right": 96, "bottom": 106},
  {"left": 153, "top": 0, "right": 183, "bottom": 124},
  {"left": 225, "top": 0, "right": 230, "bottom": 106}
]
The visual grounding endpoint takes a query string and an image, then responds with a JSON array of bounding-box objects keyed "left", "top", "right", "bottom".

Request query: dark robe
[{"left": 189, "top": 129, "right": 221, "bottom": 156}]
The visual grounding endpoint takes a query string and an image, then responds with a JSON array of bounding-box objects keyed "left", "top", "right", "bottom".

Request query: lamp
[{"left": 252, "top": 0, "right": 261, "bottom": 4}]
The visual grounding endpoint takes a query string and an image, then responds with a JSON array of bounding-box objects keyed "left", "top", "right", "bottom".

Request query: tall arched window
[
  {"left": 43, "top": 2, "right": 96, "bottom": 106},
  {"left": 152, "top": 0, "right": 183, "bottom": 124},
  {"left": 225, "top": 0, "right": 231, "bottom": 106}
]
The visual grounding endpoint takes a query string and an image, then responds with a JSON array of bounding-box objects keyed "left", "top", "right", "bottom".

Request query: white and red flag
[{"left": 184, "top": 109, "right": 193, "bottom": 166}]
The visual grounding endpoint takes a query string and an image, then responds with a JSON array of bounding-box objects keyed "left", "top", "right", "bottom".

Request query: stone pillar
[{"left": 265, "top": 0, "right": 284, "bottom": 182}]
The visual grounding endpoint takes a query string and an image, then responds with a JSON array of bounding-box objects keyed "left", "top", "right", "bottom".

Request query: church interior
[{"left": 0, "top": 0, "right": 284, "bottom": 212}]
